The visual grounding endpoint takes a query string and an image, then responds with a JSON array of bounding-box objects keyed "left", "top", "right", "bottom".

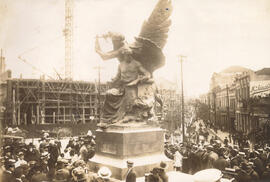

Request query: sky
[{"left": 0, "top": 0, "right": 270, "bottom": 97}]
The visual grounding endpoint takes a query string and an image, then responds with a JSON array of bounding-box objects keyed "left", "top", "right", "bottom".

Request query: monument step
[{"left": 88, "top": 153, "right": 173, "bottom": 180}]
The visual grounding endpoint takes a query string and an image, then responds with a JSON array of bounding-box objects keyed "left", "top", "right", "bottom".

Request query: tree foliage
[{"left": 190, "top": 99, "right": 210, "bottom": 122}]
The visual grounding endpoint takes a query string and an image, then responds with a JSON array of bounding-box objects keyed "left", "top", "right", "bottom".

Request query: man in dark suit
[
  {"left": 125, "top": 160, "right": 136, "bottom": 182},
  {"left": 2, "top": 159, "right": 16, "bottom": 182},
  {"left": 159, "top": 161, "right": 168, "bottom": 182}
]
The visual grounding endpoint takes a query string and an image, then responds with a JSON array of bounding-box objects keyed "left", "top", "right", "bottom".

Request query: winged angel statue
[{"left": 95, "top": 0, "right": 172, "bottom": 127}]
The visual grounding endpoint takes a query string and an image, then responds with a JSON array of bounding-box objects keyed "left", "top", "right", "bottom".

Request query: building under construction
[
  {"left": 0, "top": 0, "right": 111, "bottom": 128},
  {"left": 3, "top": 78, "right": 108, "bottom": 127}
]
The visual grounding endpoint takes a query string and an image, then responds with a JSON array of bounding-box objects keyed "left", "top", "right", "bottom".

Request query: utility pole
[
  {"left": 226, "top": 85, "right": 230, "bottom": 132},
  {"left": 179, "top": 55, "right": 186, "bottom": 142},
  {"left": 93, "top": 65, "right": 104, "bottom": 123}
]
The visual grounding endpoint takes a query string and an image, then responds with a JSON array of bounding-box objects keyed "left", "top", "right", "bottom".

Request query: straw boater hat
[
  {"left": 87, "top": 130, "right": 93, "bottom": 136},
  {"left": 18, "top": 151, "right": 24, "bottom": 156},
  {"left": 238, "top": 152, "right": 246, "bottom": 157},
  {"left": 193, "top": 169, "right": 223, "bottom": 182},
  {"left": 127, "top": 160, "right": 134, "bottom": 166},
  {"left": 98, "top": 167, "right": 112, "bottom": 179}
]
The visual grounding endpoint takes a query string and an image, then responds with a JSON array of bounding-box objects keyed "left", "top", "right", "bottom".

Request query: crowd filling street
[
  {"left": 0, "top": 129, "right": 169, "bottom": 182},
  {"left": 164, "top": 120, "right": 270, "bottom": 182},
  {"left": 1, "top": 119, "right": 270, "bottom": 182}
]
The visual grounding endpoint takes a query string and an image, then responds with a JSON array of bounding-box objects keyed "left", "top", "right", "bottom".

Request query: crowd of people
[
  {"left": 4, "top": 120, "right": 270, "bottom": 182},
  {"left": 0, "top": 130, "right": 104, "bottom": 182},
  {"left": 164, "top": 121, "right": 270, "bottom": 182},
  {"left": 0, "top": 126, "right": 173, "bottom": 182}
]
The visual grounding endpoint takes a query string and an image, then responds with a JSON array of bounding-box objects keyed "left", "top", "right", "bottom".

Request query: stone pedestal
[{"left": 88, "top": 126, "right": 173, "bottom": 180}]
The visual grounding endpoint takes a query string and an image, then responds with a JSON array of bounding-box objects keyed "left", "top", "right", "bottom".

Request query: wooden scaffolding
[{"left": 5, "top": 79, "right": 108, "bottom": 126}]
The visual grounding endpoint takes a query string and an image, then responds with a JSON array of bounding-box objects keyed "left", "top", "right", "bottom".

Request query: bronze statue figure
[{"left": 95, "top": 0, "right": 172, "bottom": 128}]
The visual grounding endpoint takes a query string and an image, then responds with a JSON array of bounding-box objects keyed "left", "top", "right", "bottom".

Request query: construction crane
[
  {"left": 63, "top": 0, "right": 74, "bottom": 80},
  {"left": 17, "top": 0, "right": 74, "bottom": 80}
]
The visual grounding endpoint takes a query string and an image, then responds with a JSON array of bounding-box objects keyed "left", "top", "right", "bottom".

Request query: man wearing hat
[
  {"left": 266, "top": 147, "right": 270, "bottom": 162},
  {"left": 30, "top": 165, "right": 49, "bottom": 182},
  {"left": 253, "top": 150, "right": 265, "bottom": 177},
  {"left": 2, "top": 159, "right": 16, "bottom": 182},
  {"left": 258, "top": 148, "right": 267, "bottom": 166},
  {"left": 25, "top": 143, "right": 39, "bottom": 162},
  {"left": 40, "top": 152, "right": 49, "bottom": 173},
  {"left": 15, "top": 152, "right": 27, "bottom": 168},
  {"left": 224, "top": 137, "right": 229, "bottom": 146},
  {"left": 125, "top": 160, "right": 136, "bottom": 182},
  {"left": 17, "top": 163, "right": 30, "bottom": 182},
  {"left": 235, "top": 162, "right": 252, "bottom": 182},
  {"left": 213, "top": 149, "right": 230, "bottom": 171},
  {"left": 53, "top": 168, "right": 71, "bottom": 182},
  {"left": 48, "top": 140, "right": 59, "bottom": 180},
  {"left": 96, "top": 166, "right": 112, "bottom": 182},
  {"left": 262, "top": 163, "right": 270, "bottom": 180},
  {"left": 237, "top": 152, "right": 248, "bottom": 164},
  {"left": 4, "top": 145, "right": 14, "bottom": 159},
  {"left": 159, "top": 161, "right": 168, "bottom": 182}
]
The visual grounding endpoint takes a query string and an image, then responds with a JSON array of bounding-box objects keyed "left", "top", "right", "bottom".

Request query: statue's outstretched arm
[{"left": 95, "top": 37, "right": 120, "bottom": 60}]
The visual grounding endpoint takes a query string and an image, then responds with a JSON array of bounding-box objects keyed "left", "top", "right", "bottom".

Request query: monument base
[
  {"left": 88, "top": 127, "right": 173, "bottom": 180},
  {"left": 88, "top": 153, "right": 173, "bottom": 180}
]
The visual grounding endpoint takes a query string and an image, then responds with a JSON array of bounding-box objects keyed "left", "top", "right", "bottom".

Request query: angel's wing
[
  {"left": 139, "top": 0, "right": 173, "bottom": 49},
  {"left": 131, "top": 0, "right": 173, "bottom": 74}
]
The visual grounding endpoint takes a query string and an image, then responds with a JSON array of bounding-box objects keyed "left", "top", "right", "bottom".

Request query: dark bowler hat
[
  {"left": 159, "top": 161, "right": 168, "bottom": 169},
  {"left": 53, "top": 169, "right": 70, "bottom": 182},
  {"left": 5, "top": 159, "right": 16, "bottom": 168},
  {"left": 240, "top": 162, "right": 249, "bottom": 170},
  {"left": 29, "top": 161, "right": 37, "bottom": 166}
]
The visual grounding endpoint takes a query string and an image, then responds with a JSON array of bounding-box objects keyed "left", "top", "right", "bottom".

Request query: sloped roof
[
  {"left": 255, "top": 68, "right": 270, "bottom": 75},
  {"left": 221, "top": 65, "right": 252, "bottom": 74}
]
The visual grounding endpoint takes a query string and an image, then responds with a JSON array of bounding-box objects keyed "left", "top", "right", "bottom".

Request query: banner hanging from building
[{"left": 250, "top": 80, "right": 270, "bottom": 98}]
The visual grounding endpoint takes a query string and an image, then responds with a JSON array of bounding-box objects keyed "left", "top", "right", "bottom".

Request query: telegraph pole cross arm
[{"left": 178, "top": 55, "right": 187, "bottom": 142}]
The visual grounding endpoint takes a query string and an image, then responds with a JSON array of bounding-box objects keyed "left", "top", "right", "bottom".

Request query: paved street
[{"left": 194, "top": 120, "right": 231, "bottom": 144}]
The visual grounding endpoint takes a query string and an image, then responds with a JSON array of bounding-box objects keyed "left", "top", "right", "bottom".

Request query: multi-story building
[
  {"left": 247, "top": 69, "right": 270, "bottom": 137},
  {"left": 207, "top": 66, "right": 270, "bottom": 138},
  {"left": 234, "top": 72, "right": 253, "bottom": 133},
  {"left": 228, "top": 83, "right": 236, "bottom": 131},
  {"left": 209, "top": 66, "right": 252, "bottom": 132}
]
